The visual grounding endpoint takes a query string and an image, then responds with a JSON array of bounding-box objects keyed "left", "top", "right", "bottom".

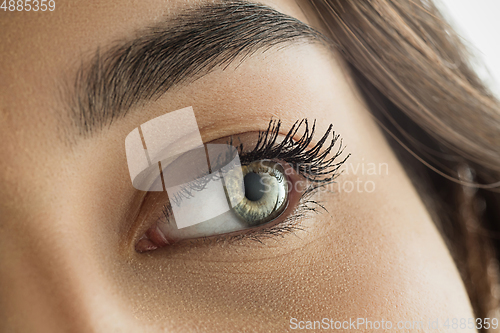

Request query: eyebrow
[{"left": 69, "top": 0, "right": 327, "bottom": 138}]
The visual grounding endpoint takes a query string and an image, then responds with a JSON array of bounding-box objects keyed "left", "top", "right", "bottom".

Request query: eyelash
[{"left": 162, "top": 118, "right": 350, "bottom": 245}]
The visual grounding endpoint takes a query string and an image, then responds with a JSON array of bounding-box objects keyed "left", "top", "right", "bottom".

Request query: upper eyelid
[{"left": 156, "top": 118, "right": 348, "bottom": 207}]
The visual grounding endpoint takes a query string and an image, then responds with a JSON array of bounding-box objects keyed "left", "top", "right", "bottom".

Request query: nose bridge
[{"left": 0, "top": 215, "right": 137, "bottom": 333}]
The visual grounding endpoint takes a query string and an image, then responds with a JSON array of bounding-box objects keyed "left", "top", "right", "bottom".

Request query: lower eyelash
[{"left": 214, "top": 188, "right": 326, "bottom": 245}]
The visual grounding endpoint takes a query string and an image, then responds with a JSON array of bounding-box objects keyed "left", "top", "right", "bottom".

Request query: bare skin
[{"left": 0, "top": 1, "right": 475, "bottom": 332}]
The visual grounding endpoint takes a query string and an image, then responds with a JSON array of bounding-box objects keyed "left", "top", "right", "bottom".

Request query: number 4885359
[{"left": 1, "top": 0, "right": 56, "bottom": 11}]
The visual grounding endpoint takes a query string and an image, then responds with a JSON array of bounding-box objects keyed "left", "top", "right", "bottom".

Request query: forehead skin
[{"left": 0, "top": 1, "right": 475, "bottom": 332}]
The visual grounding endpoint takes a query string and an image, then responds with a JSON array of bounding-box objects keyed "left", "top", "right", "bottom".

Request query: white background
[{"left": 438, "top": 0, "right": 500, "bottom": 97}]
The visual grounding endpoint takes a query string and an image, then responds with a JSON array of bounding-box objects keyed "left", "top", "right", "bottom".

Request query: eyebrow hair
[{"left": 69, "top": 0, "right": 327, "bottom": 138}]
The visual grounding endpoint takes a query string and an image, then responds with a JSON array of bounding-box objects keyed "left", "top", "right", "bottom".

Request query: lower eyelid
[{"left": 135, "top": 161, "right": 307, "bottom": 251}]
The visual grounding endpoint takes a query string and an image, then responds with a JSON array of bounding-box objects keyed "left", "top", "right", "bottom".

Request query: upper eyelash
[
  {"left": 237, "top": 119, "right": 349, "bottom": 183},
  {"left": 168, "top": 119, "right": 348, "bottom": 205},
  {"left": 163, "top": 119, "right": 350, "bottom": 244}
]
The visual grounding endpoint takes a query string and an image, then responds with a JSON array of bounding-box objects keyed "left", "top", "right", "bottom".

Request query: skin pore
[{"left": 0, "top": 0, "right": 476, "bottom": 332}]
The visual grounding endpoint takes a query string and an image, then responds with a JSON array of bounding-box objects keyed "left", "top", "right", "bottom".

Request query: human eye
[{"left": 133, "top": 119, "right": 350, "bottom": 252}]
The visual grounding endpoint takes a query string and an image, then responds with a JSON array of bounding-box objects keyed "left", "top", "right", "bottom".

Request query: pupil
[{"left": 244, "top": 172, "right": 265, "bottom": 202}]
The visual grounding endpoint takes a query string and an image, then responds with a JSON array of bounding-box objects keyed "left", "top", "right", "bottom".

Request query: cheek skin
[
  {"left": 76, "top": 41, "right": 472, "bottom": 331},
  {"left": 15, "top": 32, "right": 472, "bottom": 333},
  {"left": 0, "top": 0, "right": 476, "bottom": 332}
]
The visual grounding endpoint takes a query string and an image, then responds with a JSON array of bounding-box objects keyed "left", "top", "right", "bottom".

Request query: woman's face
[{"left": 0, "top": 1, "right": 476, "bottom": 332}]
